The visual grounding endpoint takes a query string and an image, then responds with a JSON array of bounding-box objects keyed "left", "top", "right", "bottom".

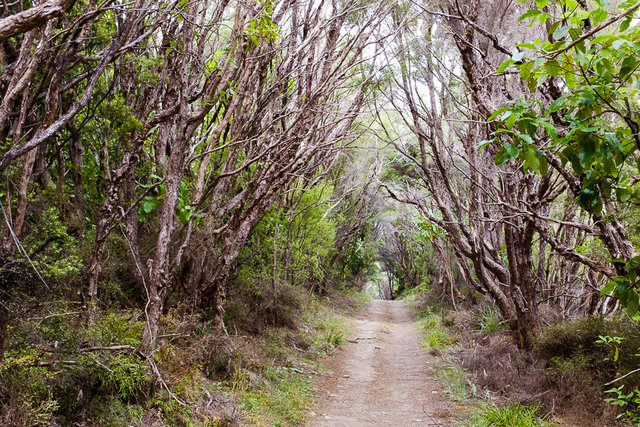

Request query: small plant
[
  {"left": 422, "top": 327, "right": 452, "bottom": 350},
  {"left": 475, "top": 306, "right": 505, "bottom": 333},
  {"left": 324, "top": 329, "right": 345, "bottom": 347},
  {"left": 98, "top": 353, "right": 150, "bottom": 400},
  {"left": 239, "top": 367, "right": 314, "bottom": 425},
  {"left": 463, "top": 402, "right": 553, "bottom": 427},
  {"left": 596, "top": 335, "right": 625, "bottom": 363},
  {"left": 436, "top": 365, "right": 468, "bottom": 401},
  {"left": 604, "top": 385, "right": 640, "bottom": 424},
  {"left": 597, "top": 334, "right": 640, "bottom": 423},
  {"left": 417, "top": 312, "right": 453, "bottom": 350},
  {"left": 310, "top": 315, "right": 349, "bottom": 354},
  {"left": 418, "top": 312, "right": 441, "bottom": 330}
]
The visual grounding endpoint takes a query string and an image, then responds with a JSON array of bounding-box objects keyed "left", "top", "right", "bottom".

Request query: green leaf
[
  {"left": 616, "top": 187, "right": 632, "bottom": 203},
  {"left": 536, "top": 73, "right": 548, "bottom": 87},
  {"left": 580, "top": 90, "right": 596, "bottom": 106},
  {"left": 544, "top": 59, "right": 561, "bottom": 76},
  {"left": 547, "top": 21, "right": 561, "bottom": 37},
  {"left": 628, "top": 290, "right": 639, "bottom": 316},
  {"left": 535, "top": 0, "right": 548, "bottom": 7},
  {"left": 143, "top": 199, "right": 157, "bottom": 214},
  {"left": 547, "top": 98, "right": 566, "bottom": 113},
  {"left": 518, "top": 9, "right": 541, "bottom": 22},
  {"left": 605, "top": 132, "right": 624, "bottom": 154},
  {"left": 621, "top": 15, "right": 632, "bottom": 31},
  {"left": 591, "top": 8, "right": 608, "bottom": 26},
  {"left": 579, "top": 139, "right": 596, "bottom": 168},
  {"left": 516, "top": 42, "right": 538, "bottom": 50},
  {"left": 477, "top": 140, "right": 492, "bottom": 150},
  {"left": 619, "top": 55, "right": 637, "bottom": 80},
  {"left": 497, "top": 59, "right": 515, "bottom": 74},
  {"left": 541, "top": 121, "right": 557, "bottom": 139},
  {"left": 601, "top": 280, "right": 616, "bottom": 296},
  {"left": 512, "top": 51, "right": 525, "bottom": 62},
  {"left": 495, "top": 147, "right": 512, "bottom": 165},
  {"left": 579, "top": 187, "right": 596, "bottom": 205},
  {"left": 505, "top": 143, "right": 520, "bottom": 157},
  {"left": 540, "top": 155, "right": 549, "bottom": 176},
  {"left": 612, "top": 39, "right": 626, "bottom": 50},
  {"left": 487, "top": 106, "right": 509, "bottom": 122},
  {"left": 553, "top": 25, "right": 571, "bottom": 41},
  {"left": 524, "top": 147, "right": 541, "bottom": 172}
]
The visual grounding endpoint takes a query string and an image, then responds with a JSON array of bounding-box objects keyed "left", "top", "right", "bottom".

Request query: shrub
[
  {"left": 0, "top": 357, "right": 60, "bottom": 425},
  {"left": 98, "top": 353, "right": 150, "bottom": 400},
  {"left": 535, "top": 316, "right": 640, "bottom": 389},
  {"left": 604, "top": 385, "right": 640, "bottom": 424}
]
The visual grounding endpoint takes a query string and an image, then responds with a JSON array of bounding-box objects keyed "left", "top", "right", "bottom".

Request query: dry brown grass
[{"left": 454, "top": 325, "right": 628, "bottom": 426}]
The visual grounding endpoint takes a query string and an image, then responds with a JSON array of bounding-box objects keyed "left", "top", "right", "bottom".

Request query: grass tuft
[
  {"left": 462, "top": 402, "right": 555, "bottom": 427},
  {"left": 475, "top": 306, "right": 505, "bottom": 333},
  {"left": 436, "top": 365, "right": 468, "bottom": 401},
  {"left": 240, "top": 367, "right": 314, "bottom": 426},
  {"left": 418, "top": 313, "right": 453, "bottom": 350}
]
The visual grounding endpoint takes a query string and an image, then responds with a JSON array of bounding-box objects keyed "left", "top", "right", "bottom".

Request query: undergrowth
[
  {"left": 417, "top": 312, "right": 454, "bottom": 350},
  {"left": 462, "top": 403, "right": 554, "bottom": 427},
  {"left": 406, "top": 288, "right": 564, "bottom": 425},
  {"left": 435, "top": 364, "right": 468, "bottom": 401},
  {"left": 475, "top": 306, "right": 505, "bottom": 333},
  {"left": 231, "top": 289, "right": 354, "bottom": 425},
  {"left": 239, "top": 367, "right": 314, "bottom": 425},
  {"left": 0, "top": 284, "right": 358, "bottom": 425},
  {"left": 407, "top": 283, "right": 640, "bottom": 426}
]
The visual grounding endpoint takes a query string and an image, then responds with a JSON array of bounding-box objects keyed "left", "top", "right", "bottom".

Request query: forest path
[{"left": 307, "top": 299, "right": 456, "bottom": 426}]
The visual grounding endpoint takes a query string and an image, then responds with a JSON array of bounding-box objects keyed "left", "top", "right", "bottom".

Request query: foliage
[
  {"left": 490, "top": 0, "right": 640, "bottom": 313},
  {"left": 604, "top": 385, "right": 640, "bottom": 424},
  {"left": 239, "top": 367, "right": 314, "bottom": 426},
  {"left": 462, "top": 403, "right": 554, "bottom": 427},
  {"left": 0, "top": 358, "right": 60, "bottom": 425},
  {"left": 535, "top": 315, "right": 640, "bottom": 415},
  {"left": 436, "top": 365, "right": 468, "bottom": 401},
  {"left": 24, "top": 206, "right": 83, "bottom": 282},
  {"left": 98, "top": 353, "right": 150, "bottom": 400},
  {"left": 475, "top": 306, "right": 506, "bottom": 333},
  {"left": 418, "top": 313, "right": 454, "bottom": 350}
]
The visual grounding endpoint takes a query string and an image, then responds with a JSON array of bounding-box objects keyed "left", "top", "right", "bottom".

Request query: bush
[
  {"left": 98, "top": 353, "right": 150, "bottom": 400},
  {"left": 0, "top": 357, "right": 60, "bottom": 425},
  {"left": 535, "top": 316, "right": 640, "bottom": 389}
]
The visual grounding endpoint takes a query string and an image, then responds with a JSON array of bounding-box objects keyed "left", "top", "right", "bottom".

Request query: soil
[{"left": 308, "top": 299, "right": 462, "bottom": 426}]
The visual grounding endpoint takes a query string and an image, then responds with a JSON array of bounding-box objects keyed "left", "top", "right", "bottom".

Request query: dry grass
[{"left": 456, "top": 327, "right": 626, "bottom": 426}]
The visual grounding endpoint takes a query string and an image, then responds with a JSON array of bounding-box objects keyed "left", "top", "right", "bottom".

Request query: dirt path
[{"left": 308, "top": 299, "right": 456, "bottom": 426}]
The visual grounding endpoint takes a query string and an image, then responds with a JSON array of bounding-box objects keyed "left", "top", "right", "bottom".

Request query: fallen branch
[
  {"left": 605, "top": 367, "right": 640, "bottom": 386},
  {"left": 79, "top": 345, "right": 136, "bottom": 352}
]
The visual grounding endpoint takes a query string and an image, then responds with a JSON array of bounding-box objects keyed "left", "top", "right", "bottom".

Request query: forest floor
[{"left": 307, "top": 299, "right": 464, "bottom": 426}]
